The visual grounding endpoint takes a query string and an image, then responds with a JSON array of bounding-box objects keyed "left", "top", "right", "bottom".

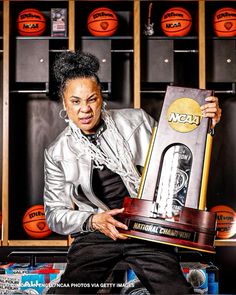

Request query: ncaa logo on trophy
[
  {"left": 119, "top": 86, "right": 217, "bottom": 253},
  {"left": 167, "top": 97, "right": 202, "bottom": 132}
]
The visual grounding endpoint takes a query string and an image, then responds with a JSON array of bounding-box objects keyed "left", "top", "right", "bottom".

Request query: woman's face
[{"left": 63, "top": 77, "right": 103, "bottom": 134}]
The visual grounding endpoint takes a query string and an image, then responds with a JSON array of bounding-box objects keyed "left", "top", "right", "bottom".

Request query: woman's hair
[{"left": 53, "top": 50, "right": 101, "bottom": 100}]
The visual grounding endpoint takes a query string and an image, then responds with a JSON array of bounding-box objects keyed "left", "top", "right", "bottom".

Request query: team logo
[
  {"left": 167, "top": 97, "right": 202, "bottom": 133},
  {"left": 101, "top": 22, "right": 109, "bottom": 30},
  {"left": 37, "top": 221, "right": 46, "bottom": 231},
  {"left": 224, "top": 22, "right": 233, "bottom": 30},
  {"left": 174, "top": 168, "right": 188, "bottom": 194}
]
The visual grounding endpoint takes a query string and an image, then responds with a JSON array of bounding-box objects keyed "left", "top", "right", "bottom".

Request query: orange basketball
[
  {"left": 23, "top": 205, "right": 52, "bottom": 239},
  {"left": 210, "top": 205, "right": 236, "bottom": 239},
  {"left": 17, "top": 8, "right": 46, "bottom": 36},
  {"left": 161, "top": 7, "right": 192, "bottom": 37},
  {"left": 87, "top": 7, "right": 118, "bottom": 37},
  {"left": 213, "top": 7, "right": 236, "bottom": 37}
]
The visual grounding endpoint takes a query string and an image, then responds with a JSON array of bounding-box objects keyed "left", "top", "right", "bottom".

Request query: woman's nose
[{"left": 80, "top": 101, "right": 91, "bottom": 112}]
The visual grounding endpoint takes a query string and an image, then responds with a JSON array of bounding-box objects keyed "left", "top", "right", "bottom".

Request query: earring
[{"left": 59, "top": 109, "right": 68, "bottom": 120}]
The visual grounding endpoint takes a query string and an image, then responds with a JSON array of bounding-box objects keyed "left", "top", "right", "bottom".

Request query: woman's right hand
[{"left": 91, "top": 208, "right": 128, "bottom": 240}]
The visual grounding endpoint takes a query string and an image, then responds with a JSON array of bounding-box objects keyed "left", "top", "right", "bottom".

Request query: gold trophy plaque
[{"left": 119, "top": 86, "right": 217, "bottom": 253}]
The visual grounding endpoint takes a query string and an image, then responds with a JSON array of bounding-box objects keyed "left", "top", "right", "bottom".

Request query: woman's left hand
[{"left": 200, "top": 96, "right": 222, "bottom": 129}]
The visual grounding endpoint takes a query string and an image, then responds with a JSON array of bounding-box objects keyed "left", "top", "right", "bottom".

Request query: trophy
[
  {"left": 119, "top": 86, "right": 217, "bottom": 253},
  {"left": 143, "top": 2, "right": 154, "bottom": 36}
]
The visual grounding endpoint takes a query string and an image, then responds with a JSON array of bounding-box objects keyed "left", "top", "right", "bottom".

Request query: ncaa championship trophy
[{"left": 119, "top": 86, "right": 217, "bottom": 253}]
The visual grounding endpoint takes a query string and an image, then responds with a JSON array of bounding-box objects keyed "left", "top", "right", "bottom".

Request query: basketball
[
  {"left": 23, "top": 205, "right": 52, "bottom": 239},
  {"left": 161, "top": 7, "right": 192, "bottom": 37},
  {"left": 17, "top": 8, "right": 46, "bottom": 36},
  {"left": 213, "top": 7, "right": 236, "bottom": 37},
  {"left": 210, "top": 205, "right": 236, "bottom": 239},
  {"left": 87, "top": 7, "right": 118, "bottom": 37}
]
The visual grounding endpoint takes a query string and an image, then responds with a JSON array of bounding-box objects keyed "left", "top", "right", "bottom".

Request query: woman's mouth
[{"left": 79, "top": 115, "right": 93, "bottom": 124}]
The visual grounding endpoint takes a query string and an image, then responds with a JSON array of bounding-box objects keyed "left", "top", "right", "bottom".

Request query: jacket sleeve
[
  {"left": 125, "top": 109, "right": 157, "bottom": 168},
  {"left": 141, "top": 108, "right": 157, "bottom": 132},
  {"left": 43, "top": 149, "right": 94, "bottom": 235}
]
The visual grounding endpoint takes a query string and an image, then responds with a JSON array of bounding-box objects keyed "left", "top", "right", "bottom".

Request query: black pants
[{"left": 48, "top": 232, "right": 193, "bottom": 294}]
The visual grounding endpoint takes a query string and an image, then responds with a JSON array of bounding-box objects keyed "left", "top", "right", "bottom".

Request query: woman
[{"left": 44, "top": 50, "right": 221, "bottom": 294}]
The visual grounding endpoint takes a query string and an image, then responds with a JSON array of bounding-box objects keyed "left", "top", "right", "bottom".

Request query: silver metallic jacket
[{"left": 44, "top": 108, "right": 155, "bottom": 235}]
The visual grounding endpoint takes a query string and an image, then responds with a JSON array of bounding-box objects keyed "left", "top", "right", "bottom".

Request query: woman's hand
[
  {"left": 201, "top": 96, "right": 222, "bottom": 129},
  {"left": 91, "top": 208, "right": 128, "bottom": 241}
]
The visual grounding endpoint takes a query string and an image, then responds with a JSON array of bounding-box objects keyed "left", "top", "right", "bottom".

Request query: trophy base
[{"left": 119, "top": 197, "right": 217, "bottom": 254}]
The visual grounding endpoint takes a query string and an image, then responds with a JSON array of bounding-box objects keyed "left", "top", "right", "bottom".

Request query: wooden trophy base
[{"left": 119, "top": 197, "right": 217, "bottom": 253}]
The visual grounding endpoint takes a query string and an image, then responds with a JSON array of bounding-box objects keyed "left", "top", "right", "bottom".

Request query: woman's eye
[{"left": 72, "top": 100, "right": 79, "bottom": 104}]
